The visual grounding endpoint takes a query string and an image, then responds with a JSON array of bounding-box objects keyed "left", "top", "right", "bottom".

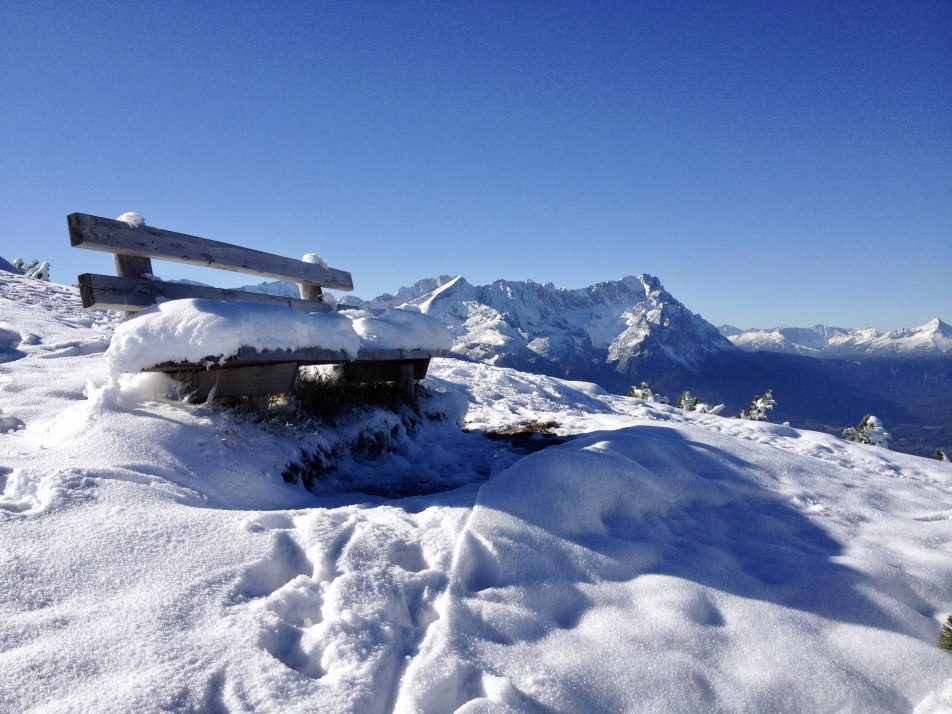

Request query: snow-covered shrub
[
  {"left": 628, "top": 381, "right": 652, "bottom": 400},
  {"left": 28, "top": 261, "right": 50, "bottom": 281},
  {"left": 628, "top": 381, "right": 665, "bottom": 402},
  {"left": 10, "top": 258, "right": 50, "bottom": 281},
  {"left": 740, "top": 389, "right": 775, "bottom": 421},
  {"left": 677, "top": 391, "right": 698, "bottom": 411},
  {"left": 935, "top": 449, "right": 950, "bottom": 462},
  {"left": 842, "top": 414, "right": 891, "bottom": 448},
  {"left": 695, "top": 402, "right": 726, "bottom": 415}
]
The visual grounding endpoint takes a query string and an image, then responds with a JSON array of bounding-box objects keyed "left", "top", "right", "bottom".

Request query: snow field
[{"left": 1, "top": 271, "right": 952, "bottom": 712}]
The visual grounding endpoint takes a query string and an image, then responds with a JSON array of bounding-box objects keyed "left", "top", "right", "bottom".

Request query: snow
[
  {"left": 106, "top": 298, "right": 362, "bottom": 372},
  {"left": 302, "top": 252, "right": 329, "bottom": 269},
  {"left": 116, "top": 211, "right": 145, "bottom": 227},
  {"left": 345, "top": 308, "right": 454, "bottom": 353},
  {"left": 105, "top": 298, "right": 452, "bottom": 374},
  {"left": 2, "top": 270, "right": 952, "bottom": 712}
]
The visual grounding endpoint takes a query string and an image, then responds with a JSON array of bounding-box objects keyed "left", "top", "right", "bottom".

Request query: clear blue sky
[{"left": 2, "top": 0, "right": 949, "bottom": 330}]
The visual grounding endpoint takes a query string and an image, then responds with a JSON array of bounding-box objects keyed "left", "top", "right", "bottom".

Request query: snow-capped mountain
[
  {"left": 245, "top": 273, "right": 734, "bottom": 388},
  {"left": 720, "top": 319, "right": 952, "bottom": 356},
  {"left": 381, "top": 274, "right": 734, "bottom": 384}
]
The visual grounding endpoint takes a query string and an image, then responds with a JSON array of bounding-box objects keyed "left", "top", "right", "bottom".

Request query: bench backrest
[{"left": 69, "top": 213, "right": 353, "bottom": 314}]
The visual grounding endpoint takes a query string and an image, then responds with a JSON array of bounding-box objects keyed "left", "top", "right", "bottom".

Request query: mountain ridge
[{"left": 720, "top": 319, "right": 952, "bottom": 356}]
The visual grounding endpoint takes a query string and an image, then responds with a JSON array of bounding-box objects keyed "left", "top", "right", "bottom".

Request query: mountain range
[
  {"left": 720, "top": 320, "right": 952, "bottom": 356},
  {"left": 246, "top": 274, "right": 952, "bottom": 456}
]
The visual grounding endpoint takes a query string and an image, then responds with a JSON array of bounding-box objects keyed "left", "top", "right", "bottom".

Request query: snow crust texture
[{"left": 1, "top": 271, "right": 952, "bottom": 713}]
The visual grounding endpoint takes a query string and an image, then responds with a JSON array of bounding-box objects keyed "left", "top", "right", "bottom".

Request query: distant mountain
[
  {"left": 720, "top": 319, "right": 952, "bottom": 356},
  {"left": 243, "top": 273, "right": 734, "bottom": 388},
  {"left": 385, "top": 274, "right": 734, "bottom": 387}
]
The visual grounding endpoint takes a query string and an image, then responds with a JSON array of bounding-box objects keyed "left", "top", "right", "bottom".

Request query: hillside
[{"left": 2, "top": 272, "right": 952, "bottom": 711}]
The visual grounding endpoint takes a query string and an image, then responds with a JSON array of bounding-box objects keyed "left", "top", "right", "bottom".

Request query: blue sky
[{"left": 2, "top": 0, "right": 949, "bottom": 330}]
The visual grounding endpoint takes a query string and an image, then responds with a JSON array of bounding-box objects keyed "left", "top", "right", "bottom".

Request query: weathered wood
[
  {"left": 68, "top": 213, "right": 354, "bottom": 291},
  {"left": 113, "top": 254, "right": 154, "bottom": 317},
  {"left": 114, "top": 254, "right": 153, "bottom": 279},
  {"left": 169, "top": 363, "right": 299, "bottom": 401},
  {"left": 143, "top": 348, "right": 440, "bottom": 372},
  {"left": 78, "top": 273, "right": 332, "bottom": 313},
  {"left": 356, "top": 349, "right": 445, "bottom": 364},
  {"left": 144, "top": 346, "right": 351, "bottom": 372},
  {"left": 299, "top": 283, "right": 324, "bottom": 302},
  {"left": 340, "top": 358, "right": 432, "bottom": 385}
]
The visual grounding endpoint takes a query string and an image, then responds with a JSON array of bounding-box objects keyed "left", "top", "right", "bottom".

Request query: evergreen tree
[
  {"left": 628, "top": 381, "right": 656, "bottom": 401},
  {"left": 639, "top": 382, "right": 653, "bottom": 401},
  {"left": 740, "top": 389, "right": 774, "bottom": 421},
  {"left": 935, "top": 449, "right": 950, "bottom": 462},
  {"left": 940, "top": 613, "right": 952, "bottom": 653},
  {"left": 677, "top": 391, "right": 698, "bottom": 411},
  {"left": 842, "top": 414, "right": 890, "bottom": 448}
]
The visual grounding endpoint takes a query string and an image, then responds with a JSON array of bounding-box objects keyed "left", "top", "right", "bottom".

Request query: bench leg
[{"left": 397, "top": 362, "right": 414, "bottom": 394}]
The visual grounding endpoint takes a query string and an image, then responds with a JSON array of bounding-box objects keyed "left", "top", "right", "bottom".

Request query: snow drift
[{"left": 1, "top": 270, "right": 951, "bottom": 713}]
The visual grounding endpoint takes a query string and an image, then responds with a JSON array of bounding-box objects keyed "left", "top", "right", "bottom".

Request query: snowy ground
[{"left": 1, "top": 271, "right": 951, "bottom": 713}]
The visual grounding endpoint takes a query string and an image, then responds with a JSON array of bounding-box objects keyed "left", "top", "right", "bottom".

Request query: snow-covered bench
[{"left": 69, "top": 212, "right": 449, "bottom": 399}]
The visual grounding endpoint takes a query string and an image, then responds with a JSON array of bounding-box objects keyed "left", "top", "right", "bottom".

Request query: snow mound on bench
[
  {"left": 346, "top": 307, "right": 454, "bottom": 352},
  {"left": 105, "top": 299, "right": 453, "bottom": 373},
  {"left": 106, "top": 299, "right": 361, "bottom": 372}
]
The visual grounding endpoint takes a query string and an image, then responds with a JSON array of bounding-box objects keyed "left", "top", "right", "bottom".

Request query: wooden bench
[{"left": 69, "top": 213, "right": 446, "bottom": 399}]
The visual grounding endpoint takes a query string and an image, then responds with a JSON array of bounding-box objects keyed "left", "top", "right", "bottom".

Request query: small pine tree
[
  {"left": 740, "top": 389, "right": 774, "bottom": 421},
  {"left": 843, "top": 414, "right": 890, "bottom": 448},
  {"left": 677, "top": 391, "right": 698, "bottom": 411},
  {"left": 628, "top": 382, "right": 655, "bottom": 401},
  {"left": 940, "top": 613, "right": 952, "bottom": 653},
  {"left": 639, "top": 382, "right": 653, "bottom": 401},
  {"left": 935, "top": 449, "right": 950, "bottom": 462}
]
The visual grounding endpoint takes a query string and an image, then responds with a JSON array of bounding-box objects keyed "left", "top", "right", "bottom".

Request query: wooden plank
[
  {"left": 168, "top": 363, "right": 299, "bottom": 400},
  {"left": 227, "top": 346, "right": 445, "bottom": 366},
  {"left": 78, "top": 273, "right": 332, "bottom": 313},
  {"left": 356, "top": 348, "right": 448, "bottom": 362},
  {"left": 68, "top": 213, "right": 354, "bottom": 291},
  {"left": 235, "top": 346, "right": 352, "bottom": 364},
  {"left": 144, "top": 349, "right": 441, "bottom": 376},
  {"left": 144, "top": 346, "right": 351, "bottom": 372},
  {"left": 114, "top": 254, "right": 153, "bottom": 279},
  {"left": 340, "top": 358, "right": 432, "bottom": 385},
  {"left": 113, "top": 254, "right": 153, "bottom": 318}
]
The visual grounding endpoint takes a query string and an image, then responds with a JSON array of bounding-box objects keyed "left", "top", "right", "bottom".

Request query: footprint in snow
[{"left": 37, "top": 339, "right": 110, "bottom": 359}]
